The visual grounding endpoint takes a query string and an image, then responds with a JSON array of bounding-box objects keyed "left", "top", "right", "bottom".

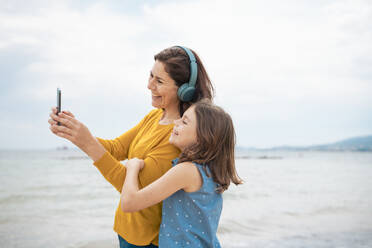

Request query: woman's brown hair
[
  {"left": 154, "top": 46, "right": 214, "bottom": 116},
  {"left": 178, "top": 100, "right": 243, "bottom": 193}
]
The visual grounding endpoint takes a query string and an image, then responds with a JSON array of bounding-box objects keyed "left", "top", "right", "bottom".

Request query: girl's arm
[{"left": 121, "top": 158, "right": 201, "bottom": 213}]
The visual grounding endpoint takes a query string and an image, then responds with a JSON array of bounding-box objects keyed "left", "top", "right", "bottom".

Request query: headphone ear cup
[
  {"left": 178, "top": 83, "right": 195, "bottom": 102},
  {"left": 177, "top": 83, "right": 188, "bottom": 102}
]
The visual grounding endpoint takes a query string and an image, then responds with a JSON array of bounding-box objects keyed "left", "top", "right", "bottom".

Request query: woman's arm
[
  {"left": 95, "top": 116, "right": 146, "bottom": 161},
  {"left": 49, "top": 111, "right": 128, "bottom": 192},
  {"left": 49, "top": 108, "right": 182, "bottom": 195},
  {"left": 49, "top": 109, "right": 106, "bottom": 161},
  {"left": 121, "top": 159, "right": 201, "bottom": 213},
  {"left": 49, "top": 107, "right": 143, "bottom": 162},
  {"left": 49, "top": 108, "right": 151, "bottom": 192}
]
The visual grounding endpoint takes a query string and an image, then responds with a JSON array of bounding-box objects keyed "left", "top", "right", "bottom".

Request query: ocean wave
[
  {"left": 236, "top": 155, "right": 283, "bottom": 160},
  {"left": 0, "top": 192, "right": 109, "bottom": 205},
  {"left": 219, "top": 218, "right": 269, "bottom": 237},
  {"left": 53, "top": 156, "right": 90, "bottom": 160},
  {"left": 309, "top": 206, "right": 351, "bottom": 216}
]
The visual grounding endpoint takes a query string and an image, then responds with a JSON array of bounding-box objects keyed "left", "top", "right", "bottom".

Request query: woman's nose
[{"left": 147, "top": 78, "right": 155, "bottom": 90}]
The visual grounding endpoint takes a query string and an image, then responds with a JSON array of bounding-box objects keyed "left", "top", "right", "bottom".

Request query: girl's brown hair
[
  {"left": 179, "top": 100, "right": 243, "bottom": 193},
  {"left": 154, "top": 46, "right": 214, "bottom": 116}
]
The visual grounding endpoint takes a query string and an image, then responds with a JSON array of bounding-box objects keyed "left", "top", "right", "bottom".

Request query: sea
[{"left": 0, "top": 149, "right": 371, "bottom": 248}]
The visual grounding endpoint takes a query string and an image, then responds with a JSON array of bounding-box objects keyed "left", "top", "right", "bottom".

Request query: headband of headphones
[{"left": 177, "top": 46, "right": 198, "bottom": 88}]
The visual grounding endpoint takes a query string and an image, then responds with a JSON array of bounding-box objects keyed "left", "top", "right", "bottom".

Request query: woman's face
[
  {"left": 148, "top": 60, "right": 179, "bottom": 110},
  {"left": 169, "top": 105, "right": 198, "bottom": 151}
]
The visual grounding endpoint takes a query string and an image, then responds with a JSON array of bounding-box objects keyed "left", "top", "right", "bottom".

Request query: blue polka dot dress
[{"left": 159, "top": 158, "right": 222, "bottom": 248}]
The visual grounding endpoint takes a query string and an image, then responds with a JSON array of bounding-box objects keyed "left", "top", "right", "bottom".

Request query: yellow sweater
[{"left": 93, "top": 109, "right": 180, "bottom": 246}]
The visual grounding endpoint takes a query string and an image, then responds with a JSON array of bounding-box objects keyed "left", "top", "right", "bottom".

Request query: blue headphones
[{"left": 176, "top": 46, "right": 198, "bottom": 102}]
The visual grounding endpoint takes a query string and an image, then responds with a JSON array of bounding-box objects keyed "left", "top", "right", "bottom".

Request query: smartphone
[{"left": 57, "top": 88, "right": 61, "bottom": 126}]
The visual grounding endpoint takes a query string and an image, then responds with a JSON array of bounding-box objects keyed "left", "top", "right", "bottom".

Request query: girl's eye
[{"left": 182, "top": 120, "right": 187, "bottom": 124}]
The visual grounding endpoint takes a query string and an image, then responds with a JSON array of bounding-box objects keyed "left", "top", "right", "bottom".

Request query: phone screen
[{"left": 57, "top": 88, "right": 61, "bottom": 125}]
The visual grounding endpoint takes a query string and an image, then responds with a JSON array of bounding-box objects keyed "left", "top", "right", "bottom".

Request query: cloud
[{"left": 0, "top": 0, "right": 371, "bottom": 149}]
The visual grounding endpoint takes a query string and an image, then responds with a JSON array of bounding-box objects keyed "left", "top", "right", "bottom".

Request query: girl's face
[
  {"left": 147, "top": 60, "right": 180, "bottom": 110},
  {"left": 169, "top": 105, "right": 198, "bottom": 151}
]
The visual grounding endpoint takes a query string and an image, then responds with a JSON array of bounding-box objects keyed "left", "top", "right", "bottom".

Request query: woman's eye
[{"left": 182, "top": 120, "right": 187, "bottom": 124}]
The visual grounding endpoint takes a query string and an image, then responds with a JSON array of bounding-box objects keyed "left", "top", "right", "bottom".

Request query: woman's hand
[
  {"left": 49, "top": 107, "right": 92, "bottom": 149},
  {"left": 48, "top": 107, "right": 106, "bottom": 161},
  {"left": 125, "top": 158, "right": 145, "bottom": 171}
]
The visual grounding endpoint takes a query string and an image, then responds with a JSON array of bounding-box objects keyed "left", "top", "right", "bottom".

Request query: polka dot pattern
[{"left": 159, "top": 158, "right": 222, "bottom": 248}]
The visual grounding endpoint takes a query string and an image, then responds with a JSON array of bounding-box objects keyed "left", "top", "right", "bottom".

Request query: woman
[{"left": 48, "top": 46, "right": 214, "bottom": 247}]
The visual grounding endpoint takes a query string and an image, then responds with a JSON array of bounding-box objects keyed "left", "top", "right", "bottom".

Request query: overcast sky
[{"left": 0, "top": 0, "right": 371, "bottom": 150}]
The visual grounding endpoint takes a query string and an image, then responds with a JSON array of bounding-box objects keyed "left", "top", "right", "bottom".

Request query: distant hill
[{"left": 238, "top": 135, "right": 372, "bottom": 152}]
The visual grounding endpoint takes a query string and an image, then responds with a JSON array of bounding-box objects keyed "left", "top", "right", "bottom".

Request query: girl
[{"left": 120, "top": 100, "right": 242, "bottom": 247}]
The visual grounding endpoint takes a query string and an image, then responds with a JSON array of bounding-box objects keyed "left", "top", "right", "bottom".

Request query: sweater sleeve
[
  {"left": 93, "top": 110, "right": 157, "bottom": 192},
  {"left": 93, "top": 151, "right": 127, "bottom": 192},
  {"left": 96, "top": 113, "right": 149, "bottom": 161},
  {"left": 93, "top": 138, "right": 180, "bottom": 193},
  {"left": 139, "top": 142, "right": 180, "bottom": 188}
]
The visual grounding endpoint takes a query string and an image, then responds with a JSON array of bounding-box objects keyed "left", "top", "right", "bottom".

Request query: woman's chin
[
  {"left": 151, "top": 103, "right": 159, "bottom": 109},
  {"left": 151, "top": 100, "right": 162, "bottom": 109}
]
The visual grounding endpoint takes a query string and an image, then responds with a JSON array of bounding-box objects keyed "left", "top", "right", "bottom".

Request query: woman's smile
[{"left": 151, "top": 94, "right": 162, "bottom": 101}]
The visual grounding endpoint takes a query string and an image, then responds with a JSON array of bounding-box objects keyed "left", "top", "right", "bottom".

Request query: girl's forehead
[{"left": 183, "top": 105, "right": 196, "bottom": 119}]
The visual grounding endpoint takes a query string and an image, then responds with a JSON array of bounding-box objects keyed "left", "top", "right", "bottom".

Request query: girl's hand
[
  {"left": 125, "top": 158, "right": 145, "bottom": 171},
  {"left": 48, "top": 107, "right": 99, "bottom": 153}
]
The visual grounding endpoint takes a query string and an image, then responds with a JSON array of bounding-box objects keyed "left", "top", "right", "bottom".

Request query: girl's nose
[{"left": 174, "top": 118, "right": 181, "bottom": 126}]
